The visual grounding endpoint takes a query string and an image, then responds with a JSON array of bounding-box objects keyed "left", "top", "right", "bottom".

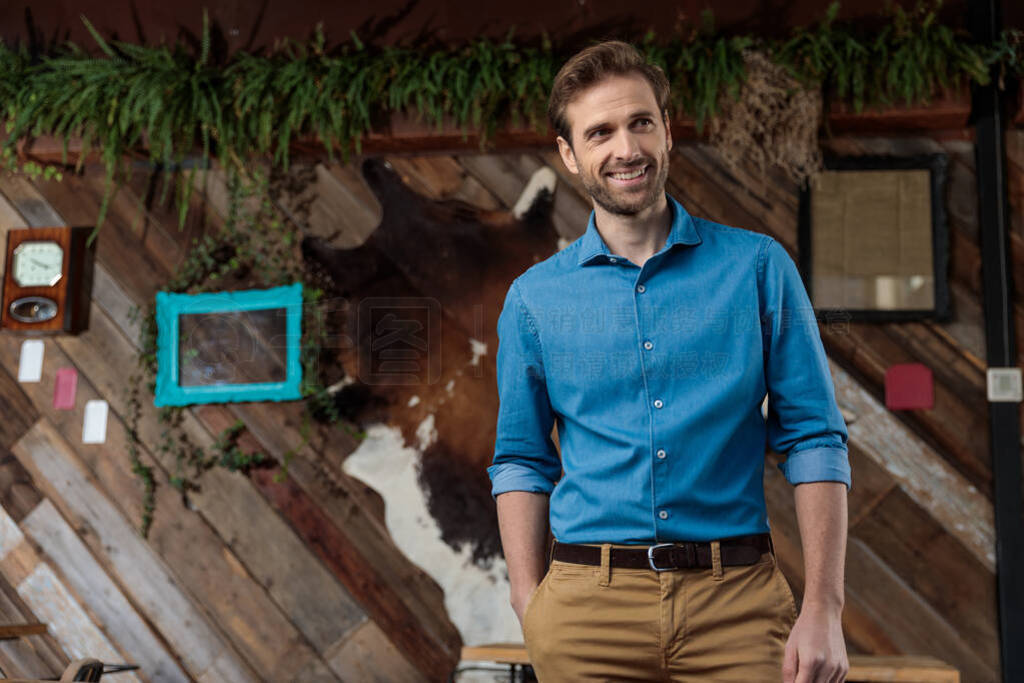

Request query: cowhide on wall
[{"left": 302, "top": 157, "right": 561, "bottom": 645}]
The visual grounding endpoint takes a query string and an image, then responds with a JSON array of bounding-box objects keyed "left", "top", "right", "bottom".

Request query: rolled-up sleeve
[
  {"left": 487, "top": 278, "right": 562, "bottom": 499},
  {"left": 759, "top": 237, "right": 852, "bottom": 490}
]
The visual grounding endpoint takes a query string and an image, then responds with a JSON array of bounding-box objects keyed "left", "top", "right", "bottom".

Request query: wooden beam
[
  {"left": 970, "top": 2, "right": 1024, "bottom": 678},
  {"left": 0, "top": 623, "right": 47, "bottom": 640}
]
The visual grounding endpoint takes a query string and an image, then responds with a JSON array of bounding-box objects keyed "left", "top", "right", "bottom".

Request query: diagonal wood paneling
[
  {"left": 9, "top": 417, "right": 257, "bottom": 682},
  {"left": 0, "top": 366, "right": 38, "bottom": 454},
  {"left": 0, "top": 516, "right": 66, "bottom": 679},
  {"left": 831, "top": 358, "right": 994, "bottom": 570},
  {"left": 41, "top": 164, "right": 455, "bottom": 678},
  {"left": 20, "top": 499, "right": 189, "bottom": 681},
  {"left": 0, "top": 177, "right": 368, "bottom": 681}
]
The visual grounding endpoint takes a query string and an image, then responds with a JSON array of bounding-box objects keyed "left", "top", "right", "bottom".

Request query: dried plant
[{"left": 708, "top": 50, "right": 823, "bottom": 185}]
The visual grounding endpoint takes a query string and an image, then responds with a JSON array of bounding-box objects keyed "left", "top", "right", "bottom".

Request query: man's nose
[{"left": 612, "top": 129, "right": 642, "bottom": 160}]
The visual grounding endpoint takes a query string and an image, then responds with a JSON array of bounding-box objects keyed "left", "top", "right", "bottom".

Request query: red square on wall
[{"left": 885, "top": 363, "right": 933, "bottom": 410}]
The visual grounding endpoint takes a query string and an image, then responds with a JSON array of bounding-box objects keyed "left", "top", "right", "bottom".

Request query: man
[{"left": 488, "top": 41, "right": 850, "bottom": 682}]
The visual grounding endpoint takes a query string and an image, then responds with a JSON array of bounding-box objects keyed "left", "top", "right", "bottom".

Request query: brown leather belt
[{"left": 551, "top": 533, "right": 773, "bottom": 572}]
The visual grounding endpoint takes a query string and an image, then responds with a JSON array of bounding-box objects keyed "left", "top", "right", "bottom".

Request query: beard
[{"left": 577, "top": 147, "right": 670, "bottom": 216}]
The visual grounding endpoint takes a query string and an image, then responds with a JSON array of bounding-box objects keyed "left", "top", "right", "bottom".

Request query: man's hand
[
  {"left": 510, "top": 581, "right": 540, "bottom": 627},
  {"left": 782, "top": 602, "right": 848, "bottom": 682},
  {"left": 788, "top": 481, "right": 849, "bottom": 682},
  {"left": 496, "top": 491, "right": 550, "bottom": 631}
]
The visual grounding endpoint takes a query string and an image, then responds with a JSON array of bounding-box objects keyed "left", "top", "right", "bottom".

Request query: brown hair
[{"left": 547, "top": 40, "right": 671, "bottom": 148}]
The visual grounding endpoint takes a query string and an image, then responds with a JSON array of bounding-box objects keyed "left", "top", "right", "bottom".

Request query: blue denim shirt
[{"left": 488, "top": 194, "right": 850, "bottom": 544}]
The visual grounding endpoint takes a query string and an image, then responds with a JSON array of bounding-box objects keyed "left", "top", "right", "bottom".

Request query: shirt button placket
[{"left": 635, "top": 276, "right": 663, "bottom": 535}]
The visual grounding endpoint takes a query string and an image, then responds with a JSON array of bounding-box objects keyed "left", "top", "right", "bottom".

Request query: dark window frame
[{"left": 797, "top": 153, "right": 951, "bottom": 323}]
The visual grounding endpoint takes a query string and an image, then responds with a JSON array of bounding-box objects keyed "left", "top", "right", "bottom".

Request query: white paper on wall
[
  {"left": 18, "top": 340, "right": 44, "bottom": 382},
  {"left": 82, "top": 400, "right": 109, "bottom": 444}
]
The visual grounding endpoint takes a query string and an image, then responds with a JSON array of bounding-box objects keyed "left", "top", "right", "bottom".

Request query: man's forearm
[
  {"left": 496, "top": 491, "right": 550, "bottom": 615},
  {"left": 793, "top": 481, "right": 848, "bottom": 610}
]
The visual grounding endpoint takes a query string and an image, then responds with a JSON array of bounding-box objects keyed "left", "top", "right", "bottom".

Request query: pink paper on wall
[
  {"left": 53, "top": 367, "right": 78, "bottom": 410},
  {"left": 884, "top": 363, "right": 933, "bottom": 411}
]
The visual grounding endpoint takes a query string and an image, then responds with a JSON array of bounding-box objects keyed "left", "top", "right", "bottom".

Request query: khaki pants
[{"left": 521, "top": 542, "right": 798, "bottom": 682}]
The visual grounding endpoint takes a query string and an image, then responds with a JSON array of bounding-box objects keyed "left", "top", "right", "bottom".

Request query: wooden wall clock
[{"left": 1, "top": 226, "right": 95, "bottom": 333}]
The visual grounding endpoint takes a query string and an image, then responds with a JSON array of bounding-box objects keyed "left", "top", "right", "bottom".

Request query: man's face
[{"left": 557, "top": 73, "right": 672, "bottom": 216}]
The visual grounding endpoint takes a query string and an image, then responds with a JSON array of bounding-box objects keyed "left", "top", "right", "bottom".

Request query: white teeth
[{"left": 610, "top": 167, "right": 646, "bottom": 180}]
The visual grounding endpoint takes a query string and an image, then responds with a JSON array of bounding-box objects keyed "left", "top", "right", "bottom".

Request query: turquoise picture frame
[{"left": 154, "top": 283, "right": 303, "bottom": 407}]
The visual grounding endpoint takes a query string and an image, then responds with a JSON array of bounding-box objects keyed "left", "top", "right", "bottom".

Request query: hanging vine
[{"left": 120, "top": 161, "right": 360, "bottom": 537}]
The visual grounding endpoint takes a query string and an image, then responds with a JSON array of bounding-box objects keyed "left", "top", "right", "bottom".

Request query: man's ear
[
  {"left": 556, "top": 136, "right": 579, "bottom": 175},
  {"left": 663, "top": 111, "right": 673, "bottom": 152}
]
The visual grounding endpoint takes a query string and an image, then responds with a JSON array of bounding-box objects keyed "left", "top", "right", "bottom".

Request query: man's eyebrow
[{"left": 581, "top": 110, "right": 658, "bottom": 138}]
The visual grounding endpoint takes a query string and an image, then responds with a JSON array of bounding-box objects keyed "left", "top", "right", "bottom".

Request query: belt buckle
[{"left": 647, "top": 543, "right": 676, "bottom": 572}]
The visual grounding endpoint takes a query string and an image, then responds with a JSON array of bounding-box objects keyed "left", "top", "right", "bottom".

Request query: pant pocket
[
  {"left": 771, "top": 560, "right": 799, "bottom": 625},
  {"left": 521, "top": 571, "right": 549, "bottom": 642}
]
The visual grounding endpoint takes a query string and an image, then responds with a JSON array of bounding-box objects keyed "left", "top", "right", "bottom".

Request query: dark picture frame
[{"left": 798, "top": 153, "right": 951, "bottom": 322}]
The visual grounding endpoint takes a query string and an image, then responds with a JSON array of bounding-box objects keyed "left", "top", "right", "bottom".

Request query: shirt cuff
[
  {"left": 487, "top": 462, "right": 556, "bottom": 500},
  {"left": 777, "top": 446, "right": 852, "bottom": 491}
]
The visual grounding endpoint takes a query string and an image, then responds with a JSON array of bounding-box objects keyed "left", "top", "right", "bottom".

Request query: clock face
[{"left": 12, "top": 241, "right": 64, "bottom": 287}]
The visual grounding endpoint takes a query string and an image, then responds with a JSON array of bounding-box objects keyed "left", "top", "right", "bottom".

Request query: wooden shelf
[
  {"left": 14, "top": 86, "right": 984, "bottom": 163},
  {"left": 459, "top": 644, "right": 961, "bottom": 682},
  {"left": 0, "top": 622, "right": 48, "bottom": 640},
  {"left": 826, "top": 87, "right": 972, "bottom": 135}
]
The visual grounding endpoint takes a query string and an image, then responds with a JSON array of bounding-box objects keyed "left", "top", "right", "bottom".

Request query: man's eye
[
  {"left": 591, "top": 129, "right": 608, "bottom": 138},
  {"left": 636, "top": 118, "right": 653, "bottom": 127}
]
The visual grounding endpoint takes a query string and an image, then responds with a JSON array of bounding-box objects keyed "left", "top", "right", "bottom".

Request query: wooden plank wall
[
  {"left": 0, "top": 168, "right": 452, "bottom": 681},
  {"left": 0, "top": 131, "right": 1012, "bottom": 682}
]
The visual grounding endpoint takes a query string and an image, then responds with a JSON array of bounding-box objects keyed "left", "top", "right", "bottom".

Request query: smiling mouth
[{"left": 607, "top": 165, "right": 649, "bottom": 183}]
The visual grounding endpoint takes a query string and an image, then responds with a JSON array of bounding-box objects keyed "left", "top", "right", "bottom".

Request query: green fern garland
[
  {"left": 120, "top": 162, "right": 362, "bottom": 537},
  {"left": 777, "top": 1, "right": 992, "bottom": 111}
]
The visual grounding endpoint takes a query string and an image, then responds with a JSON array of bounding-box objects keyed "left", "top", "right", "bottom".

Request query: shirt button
[
  {"left": 643, "top": 340, "right": 653, "bottom": 350},
  {"left": 659, "top": 510, "right": 668, "bottom": 519},
  {"left": 637, "top": 284, "right": 646, "bottom": 293},
  {"left": 608, "top": 256, "right": 617, "bottom": 263},
  {"left": 653, "top": 399, "right": 663, "bottom": 409},
  {"left": 657, "top": 449, "right": 666, "bottom": 459}
]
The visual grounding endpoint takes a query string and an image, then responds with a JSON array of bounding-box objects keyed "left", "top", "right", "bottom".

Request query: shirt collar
[{"left": 576, "top": 194, "right": 702, "bottom": 266}]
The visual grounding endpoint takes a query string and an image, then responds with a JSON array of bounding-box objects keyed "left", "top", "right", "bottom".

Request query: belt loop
[
  {"left": 548, "top": 537, "right": 556, "bottom": 567},
  {"left": 598, "top": 544, "right": 611, "bottom": 586},
  {"left": 711, "top": 540, "right": 724, "bottom": 581}
]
